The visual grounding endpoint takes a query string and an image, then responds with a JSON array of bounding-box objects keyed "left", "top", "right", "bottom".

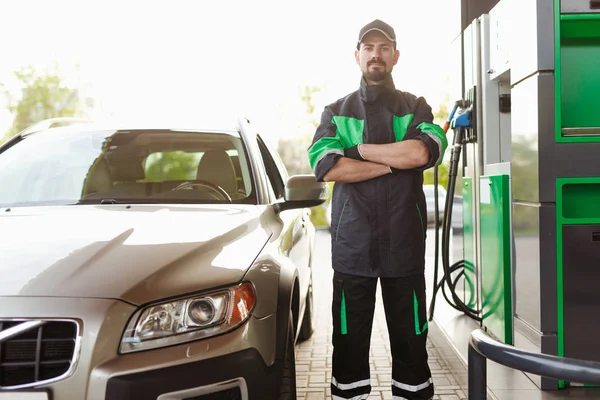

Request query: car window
[
  {"left": 0, "top": 128, "right": 257, "bottom": 207},
  {"left": 256, "top": 136, "right": 286, "bottom": 200},
  {"left": 144, "top": 148, "right": 246, "bottom": 185},
  {"left": 258, "top": 135, "right": 290, "bottom": 183}
]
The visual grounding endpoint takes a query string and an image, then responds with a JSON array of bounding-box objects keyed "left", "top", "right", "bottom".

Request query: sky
[{"left": 0, "top": 0, "right": 462, "bottom": 141}]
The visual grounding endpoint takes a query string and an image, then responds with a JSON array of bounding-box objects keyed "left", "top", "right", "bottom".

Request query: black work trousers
[{"left": 330, "top": 271, "right": 433, "bottom": 400}]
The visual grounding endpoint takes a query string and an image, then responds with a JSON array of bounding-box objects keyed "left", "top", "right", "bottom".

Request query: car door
[{"left": 256, "top": 136, "right": 311, "bottom": 298}]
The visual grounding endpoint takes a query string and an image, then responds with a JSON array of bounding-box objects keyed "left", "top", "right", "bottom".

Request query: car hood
[{"left": 0, "top": 205, "right": 272, "bottom": 305}]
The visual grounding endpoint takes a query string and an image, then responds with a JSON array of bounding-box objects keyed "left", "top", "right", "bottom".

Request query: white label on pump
[
  {"left": 480, "top": 179, "right": 491, "bottom": 204},
  {"left": 0, "top": 393, "right": 49, "bottom": 400}
]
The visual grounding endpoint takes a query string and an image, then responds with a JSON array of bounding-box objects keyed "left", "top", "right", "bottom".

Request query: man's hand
[{"left": 344, "top": 144, "right": 365, "bottom": 161}]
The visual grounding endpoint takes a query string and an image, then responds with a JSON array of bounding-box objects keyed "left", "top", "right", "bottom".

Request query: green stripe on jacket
[
  {"left": 393, "top": 114, "right": 414, "bottom": 142},
  {"left": 308, "top": 116, "right": 364, "bottom": 170},
  {"left": 417, "top": 122, "right": 448, "bottom": 160}
]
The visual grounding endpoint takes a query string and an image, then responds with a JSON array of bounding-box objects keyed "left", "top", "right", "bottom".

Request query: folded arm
[
  {"left": 349, "top": 97, "right": 448, "bottom": 172},
  {"left": 309, "top": 106, "right": 391, "bottom": 184},
  {"left": 358, "top": 139, "right": 429, "bottom": 170},
  {"left": 322, "top": 157, "right": 390, "bottom": 183}
]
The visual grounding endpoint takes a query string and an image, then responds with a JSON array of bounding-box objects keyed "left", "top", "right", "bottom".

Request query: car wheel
[
  {"left": 279, "top": 314, "right": 297, "bottom": 400},
  {"left": 297, "top": 281, "right": 314, "bottom": 342}
]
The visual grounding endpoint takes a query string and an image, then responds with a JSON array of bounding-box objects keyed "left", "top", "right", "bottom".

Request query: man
[{"left": 307, "top": 19, "right": 447, "bottom": 400}]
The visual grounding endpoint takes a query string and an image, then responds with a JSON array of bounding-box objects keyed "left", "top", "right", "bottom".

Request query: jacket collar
[{"left": 359, "top": 75, "right": 396, "bottom": 103}]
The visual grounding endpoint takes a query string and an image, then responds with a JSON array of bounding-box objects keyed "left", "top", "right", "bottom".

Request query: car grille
[
  {"left": 184, "top": 387, "right": 242, "bottom": 400},
  {"left": 0, "top": 320, "right": 78, "bottom": 388}
]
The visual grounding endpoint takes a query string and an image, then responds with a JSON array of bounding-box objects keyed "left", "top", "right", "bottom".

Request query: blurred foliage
[
  {"left": 278, "top": 84, "right": 327, "bottom": 227},
  {"left": 310, "top": 204, "right": 328, "bottom": 229},
  {"left": 432, "top": 92, "right": 450, "bottom": 126},
  {"left": 144, "top": 151, "right": 199, "bottom": 181},
  {"left": 310, "top": 182, "right": 334, "bottom": 229},
  {"left": 1, "top": 63, "right": 83, "bottom": 143},
  {"left": 277, "top": 84, "right": 321, "bottom": 177},
  {"left": 299, "top": 84, "right": 321, "bottom": 117},
  {"left": 423, "top": 162, "right": 449, "bottom": 189},
  {"left": 427, "top": 93, "right": 465, "bottom": 195},
  {"left": 277, "top": 135, "right": 313, "bottom": 176}
]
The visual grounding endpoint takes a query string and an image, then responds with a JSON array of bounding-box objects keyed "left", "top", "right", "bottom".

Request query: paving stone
[
  {"left": 305, "top": 393, "right": 326, "bottom": 400},
  {"left": 433, "top": 376, "right": 451, "bottom": 386}
]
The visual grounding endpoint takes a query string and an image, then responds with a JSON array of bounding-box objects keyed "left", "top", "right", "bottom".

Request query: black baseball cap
[{"left": 357, "top": 19, "right": 396, "bottom": 48}]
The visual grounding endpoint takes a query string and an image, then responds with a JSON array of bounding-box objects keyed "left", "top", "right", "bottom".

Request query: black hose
[
  {"left": 428, "top": 126, "right": 482, "bottom": 322},
  {"left": 428, "top": 167, "right": 444, "bottom": 318}
]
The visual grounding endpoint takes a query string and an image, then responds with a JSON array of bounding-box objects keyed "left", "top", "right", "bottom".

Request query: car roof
[{"left": 18, "top": 116, "right": 248, "bottom": 138}]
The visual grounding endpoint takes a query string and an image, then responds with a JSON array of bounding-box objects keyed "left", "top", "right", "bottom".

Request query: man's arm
[
  {"left": 323, "top": 157, "right": 391, "bottom": 183},
  {"left": 308, "top": 105, "right": 399, "bottom": 183},
  {"left": 345, "top": 97, "right": 448, "bottom": 172},
  {"left": 358, "top": 139, "right": 429, "bottom": 170},
  {"left": 307, "top": 106, "right": 344, "bottom": 181}
]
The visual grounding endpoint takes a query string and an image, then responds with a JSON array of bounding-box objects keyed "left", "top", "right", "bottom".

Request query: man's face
[{"left": 355, "top": 31, "right": 400, "bottom": 84}]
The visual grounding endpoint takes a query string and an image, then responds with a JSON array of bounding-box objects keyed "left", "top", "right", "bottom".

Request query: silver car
[
  {"left": 423, "top": 184, "right": 447, "bottom": 226},
  {"left": 0, "top": 118, "right": 327, "bottom": 400}
]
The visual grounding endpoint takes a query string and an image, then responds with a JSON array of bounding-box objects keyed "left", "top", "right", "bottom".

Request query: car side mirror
[{"left": 274, "top": 174, "right": 328, "bottom": 214}]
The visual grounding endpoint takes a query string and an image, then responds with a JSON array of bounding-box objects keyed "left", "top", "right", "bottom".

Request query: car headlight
[{"left": 119, "top": 282, "right": 256, "bottom": 354}]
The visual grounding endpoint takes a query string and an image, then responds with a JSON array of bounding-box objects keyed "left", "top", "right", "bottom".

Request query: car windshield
[{"left": 0, "top": 128, "right": 256, "bottom": 207}]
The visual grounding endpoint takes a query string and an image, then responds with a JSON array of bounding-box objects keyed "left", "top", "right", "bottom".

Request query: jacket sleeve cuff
[
  {"left": 412, "top": 135, "right": 440, "bottom": 171},
  {"left": 314, "top": 153, "right": 342, "bottom": 182}
]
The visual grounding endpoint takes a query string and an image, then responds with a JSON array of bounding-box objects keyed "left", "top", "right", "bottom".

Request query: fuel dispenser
[{"left": 429, "top": 0, "right": 600, "bottom": 391}]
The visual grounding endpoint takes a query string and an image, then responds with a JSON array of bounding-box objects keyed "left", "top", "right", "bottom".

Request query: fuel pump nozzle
[{"left": 442, "top": 100, "right": 470, "bottom": 133}]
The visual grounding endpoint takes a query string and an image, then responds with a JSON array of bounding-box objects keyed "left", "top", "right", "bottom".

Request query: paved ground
[{"left": 295, "top": 229, "right": 470, "bottom": 400}]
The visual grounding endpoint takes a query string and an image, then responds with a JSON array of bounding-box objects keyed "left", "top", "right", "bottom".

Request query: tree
[
  {"left": 299, "top": 84, "right": 320, "bottom": 117},
  {"left": 277, "top": 84, "right": 331, "bottom": 228},
  {"left": 432, "top": 93, "right": 450, "bottom": 125},
  {"left": 1, "top": 63, "right": 83, "bottom": 143},
  {"left": 422, "top": 93, "right": 464, "bottom": 196},
  {"left": 276, "top": 84, "right": 321, "bottom": 176},
  {"left": 423, "top": 162, "right": 450, "bottom": 188}
]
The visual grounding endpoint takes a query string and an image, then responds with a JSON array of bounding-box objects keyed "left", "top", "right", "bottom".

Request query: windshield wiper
[
  {"left": 100, "top": 199, "right": 120, "bottom": 204},
  {"left": 74, "top": 198, "right": 165, "bottom": 205},
  {"left": 74, "top": 198, "right": 233, "bottom": 205}
]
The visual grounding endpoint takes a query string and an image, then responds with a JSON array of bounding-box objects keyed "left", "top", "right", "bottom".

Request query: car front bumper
[{"left": 0, "top": 296, "right": 279, "bottom": 400}]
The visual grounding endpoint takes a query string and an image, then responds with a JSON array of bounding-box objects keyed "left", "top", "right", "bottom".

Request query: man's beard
[
  {"left": 364, "top": 70, "right": 390, "bottom": 83},
  {"left": 364, "top": 61, "right": 390, "bottom": 83}
]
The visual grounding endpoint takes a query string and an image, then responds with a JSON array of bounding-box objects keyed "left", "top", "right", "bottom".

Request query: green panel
[
  {"left": 556, "top": 178, "right": 600, "bottom": 342},
  {"left": 553, "top": 0, "right": 600, "bottom": 387},
  {"left": 462, "top": 178, "right": 476, "bottom": 308},
  {"left": 480, "top": 175, "right": 512, "bottom": 345},
  {"left": 556, "top": 10, "right": 600, "bottom": 143},
  {"left": 556, "top": 177, "right": 600, "bottom": 388},
  {"left": 561, "top": 14, "right": 600, "bottom": 38},
  {"left": 560, "top": 37, "right": 600, "bottom": 130},
  {"left": 562, "top": 183, "right": 600, "bottom": 219},
  {"left": 554, "top": 0, "right": 561, "bottom": 148}
]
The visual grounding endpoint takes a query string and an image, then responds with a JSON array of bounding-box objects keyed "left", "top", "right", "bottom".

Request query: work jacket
[{"left": 308, "top": 76, "right": 447, "bottom": 277}]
